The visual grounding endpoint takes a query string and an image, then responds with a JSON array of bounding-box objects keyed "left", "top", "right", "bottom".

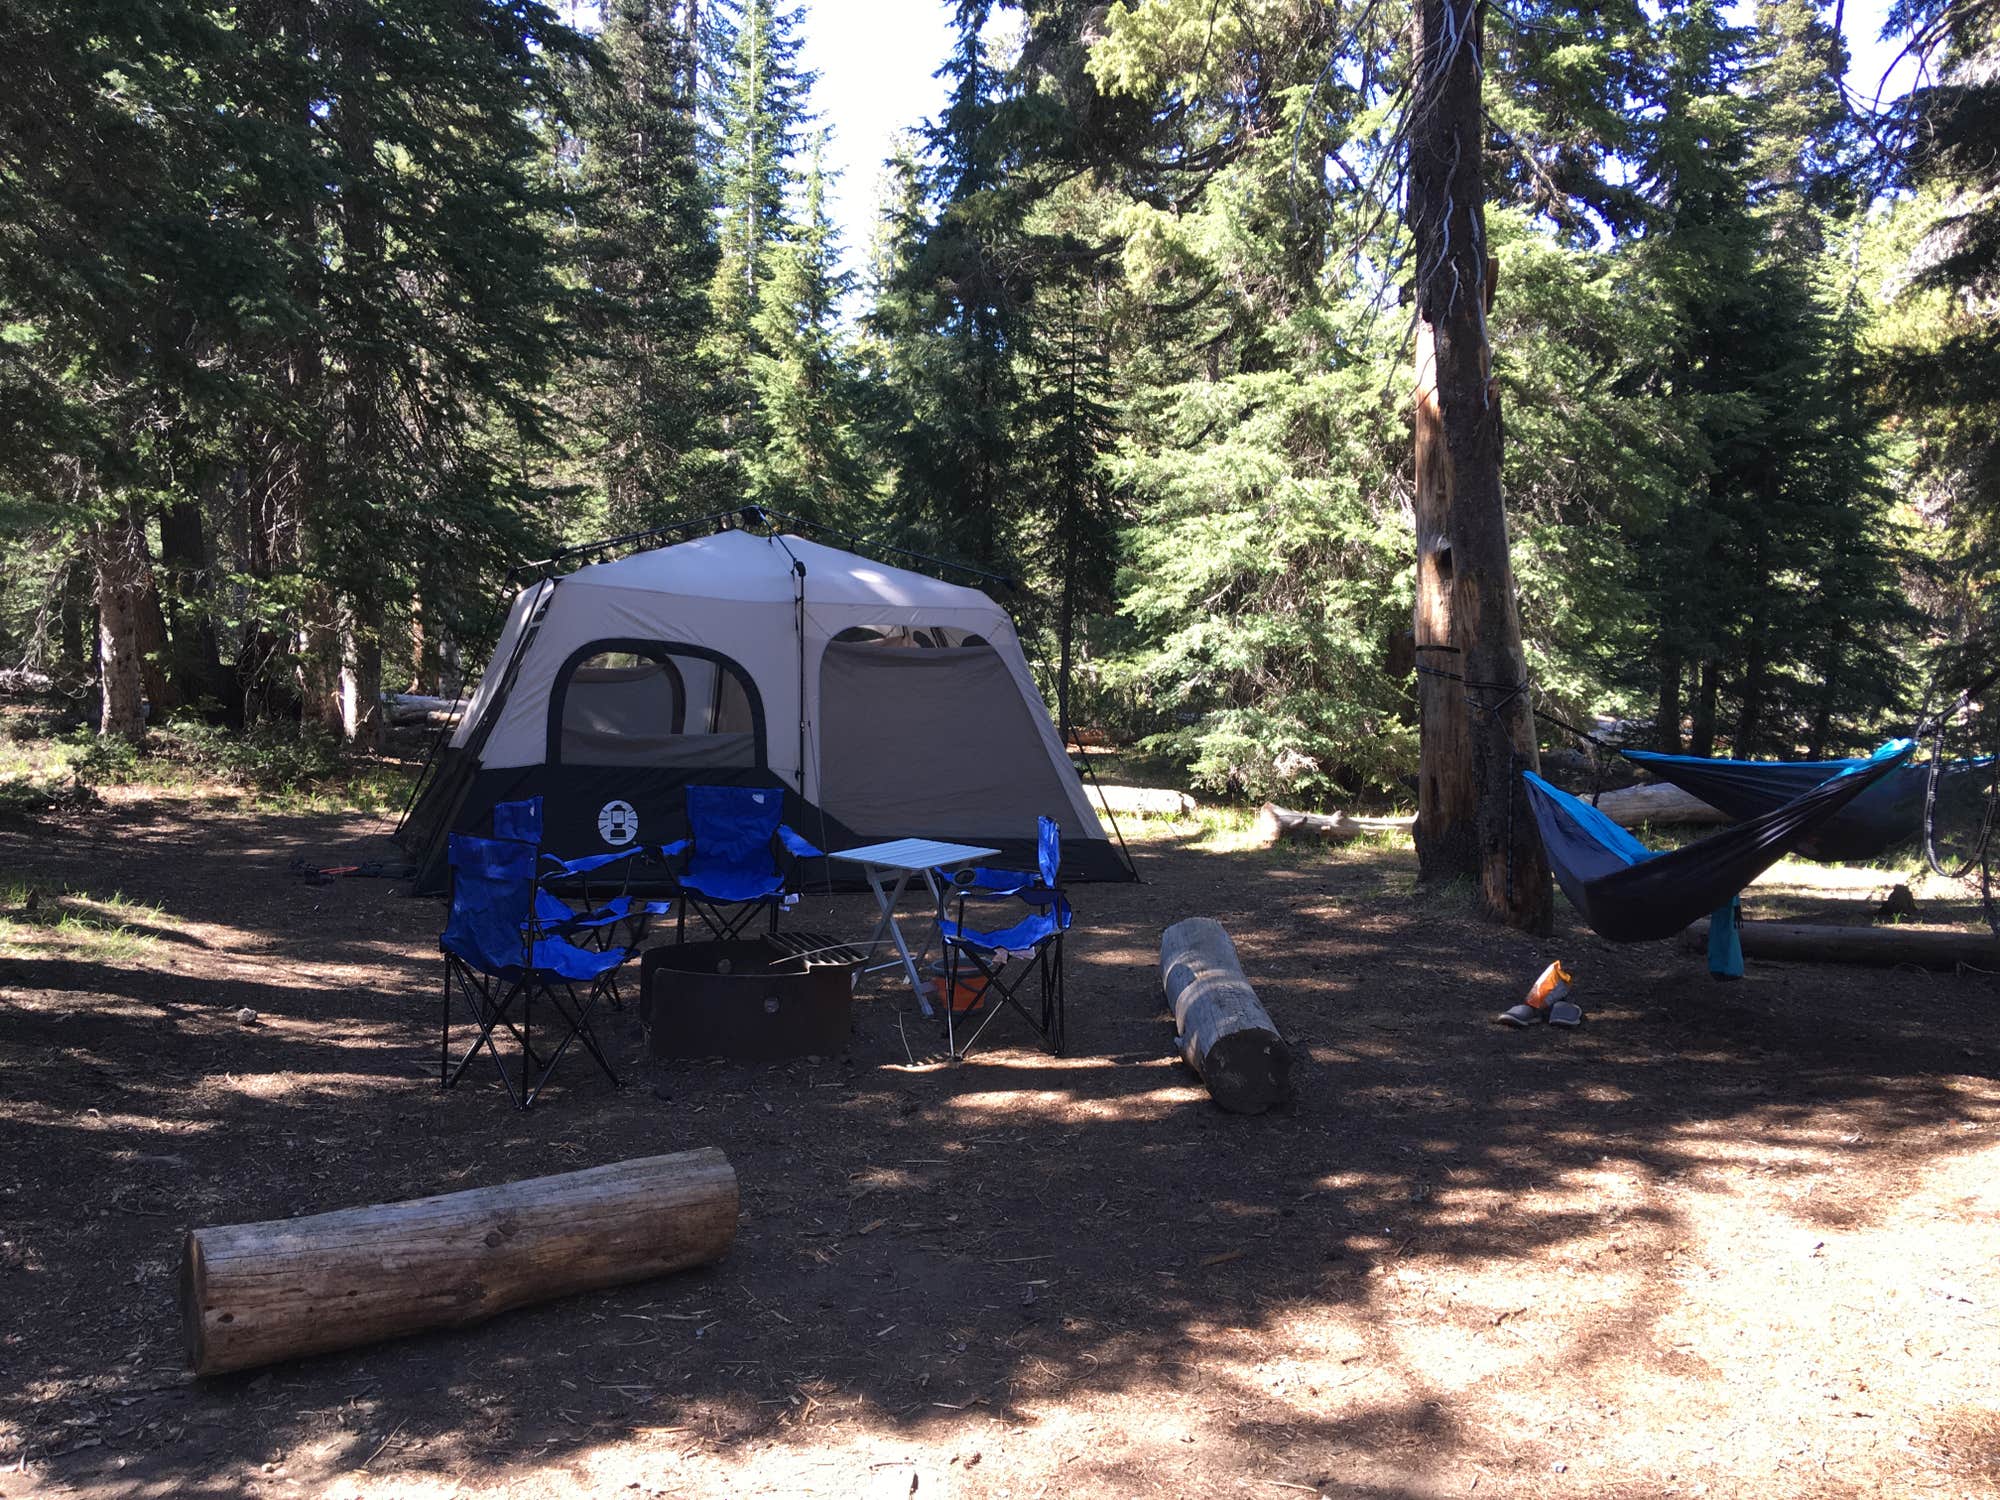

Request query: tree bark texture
[
  {"left": 180, "top": 1149, "right": 739, "bottom": 1376},
  {"left": 1159, "top": 918, "right": 1290, "bottom": 1114},
  {"left": 91, "top": 508, "right": 151, "bottom": 741},
  {"left": 1679, "top": 919, "right": 2000, "bottom": 970},
  {"left": 56, "top": 554, "right": 92, "bottom": 694},
  {"left": 159, "top": 496, "right": 228, "bottom": 714},
  {"left": 1407, "top": 0, "right": 1552, "bottom": 932},
  {"left": 340, "top": 603, "right": 384, "bottom": 752},
  {"left": 297, "top": 584, "right": 344, "bottom": 734},
  {"left": 131, "top": 535, "right": 178, "bottom": 718},
  {"left": 1655, "top": 651, "right": 1683, "bottom": 752},
  {"left": 1690, "top": 658, "right": 1719, "bottom": 759}
]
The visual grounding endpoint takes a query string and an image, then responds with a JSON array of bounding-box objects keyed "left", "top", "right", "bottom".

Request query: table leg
[
  {"left": 909, "top": 865, "right": 949, "bottom": 976},
  {"left": 858, "top": 866, "right": 933, "bottom": 1016}
]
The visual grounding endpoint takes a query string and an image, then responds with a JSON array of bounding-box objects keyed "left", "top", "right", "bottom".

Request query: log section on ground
[
  {"left": 180, "top": 1148, "right": 738, "bottom": 1376},
  {"left": 1160, "top": 918, "right": 1291, "bottom": 1113},
  {"left": 1254, "top": 805, "right": 1416, "bottom": 846},
  {"left": 1591, "top": 781, "right": 1731, "bottom": 828},
  {"left": 383, "top": 691, "right": 470, "bottom": 726},
  {"left": 1679, "top": 919, "right": 2000, "bottom": 970}
]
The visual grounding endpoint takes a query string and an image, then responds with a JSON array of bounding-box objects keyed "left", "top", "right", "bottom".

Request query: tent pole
[{"left": 793, "top": 558, "right": 807, "bottom": 795}]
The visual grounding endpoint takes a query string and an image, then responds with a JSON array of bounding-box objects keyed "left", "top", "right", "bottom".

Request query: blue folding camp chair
[
  {"left": 938, "top": 815, "right": 1071, "bottom": 1058},
  {"left": 494, "top": 798, "right": 674, "bottom": 965},
  {"left": 662, "top": 784, "right": 823, "bottom": 941},
  {"left": 439, "top": 830, "right": 634, "bottom": 1109}
]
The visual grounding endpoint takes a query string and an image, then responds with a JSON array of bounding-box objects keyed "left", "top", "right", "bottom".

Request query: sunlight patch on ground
[
  {"left": 200, "top": 1070, "right": 390, "bottom": 1101},
  {"left": 1632, "top": 1131, "right": 2000, "bottom": 1489},
  {"left": 947, "top": 1084, "right": 1206, "bottom": 1122},
  {"left": 5, "top": 1101, "right": 215, "bottom": 1137},
  {"left": 0, "top": 884, "right": 166, "bottom": 963}
]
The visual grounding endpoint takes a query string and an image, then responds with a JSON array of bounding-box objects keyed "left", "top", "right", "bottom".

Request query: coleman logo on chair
[{"left": 596, "top": 800, "right": 638, "bottom": 846}]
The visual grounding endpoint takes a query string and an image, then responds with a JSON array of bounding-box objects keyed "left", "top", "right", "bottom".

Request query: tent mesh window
[
  {"left": 556, "top": 647, "right": 759, "bottom": 768},
  {"left": 829, "top": 626, "right": 990, "bottom": 649},
  {"left": 818, "top": 633, "right": 1078, "bottom": 839}
]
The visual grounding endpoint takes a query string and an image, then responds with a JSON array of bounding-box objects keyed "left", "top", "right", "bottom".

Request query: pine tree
[
  {"left": 577, "top": 0, "right": 732, "bottom": 528},
  {"left": 1086, "top": 0, "right": 1419, "bottom": 802},
  {"left": 872, "top": 0, "right": 1031, "bottom": 572},
  {"left": 746, "top": 137, "right": 868, "bottom": 521},
  {"left": 1014, "top": 269, "right": 1123, "bottom": 737},
  {"left": 0, "top": 0, "right": 290, "bottom": 737},
  {"left": 1599, "top": 0, "right": 1914, "bottom": 757},
  {"left": 276, "top": 0, "right": 593, "bottom": 743},
  {"left": 1880, "top": 0, "right": 2000, "bottom": 664},
  {"left": 708, "top": 0, "right": 814, "bottom": 406}
]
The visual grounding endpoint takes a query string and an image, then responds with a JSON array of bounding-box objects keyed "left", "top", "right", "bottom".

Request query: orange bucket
[{"left": 929, "top": 972, "right": 989, "bottom": 1013}]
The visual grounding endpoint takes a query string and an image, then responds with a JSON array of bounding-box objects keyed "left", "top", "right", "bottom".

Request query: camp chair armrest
[
  {"left": 942, "top": 865, "right": 1036, "bottom": 899},
  {"left": 542, "top": 847, "right": 642, "bottom": 877},
  {"left": 776, "top": 824, "right": 822, "bottom": 860},
  {"left": 657, "top": 840, "right": 690, "bottom": 859}
]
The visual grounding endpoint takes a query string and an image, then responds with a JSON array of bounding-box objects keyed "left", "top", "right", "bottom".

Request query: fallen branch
[
  {"left": 1679, "top": 918, "right": 2000, "bottom": 970},
  {"left": 1253, "top": 805, "right": 1415, "bottom": 846},
  {"left": 381, "top": 692, "right": 469, "bottom": 726},
  {"left": 1590, "top": 781, "right": 1730, "bottom": 828}
]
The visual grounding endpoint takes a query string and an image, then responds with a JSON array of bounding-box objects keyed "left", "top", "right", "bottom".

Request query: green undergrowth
[
  {"left": 0, "top": 881, "right": 163, "bottom": 962},
  {"left": 0, "top": 716, "right": 414, "bottom": 819},
  {"left": 1118, "top": 800, "right": 1418, "bottom": 861}
]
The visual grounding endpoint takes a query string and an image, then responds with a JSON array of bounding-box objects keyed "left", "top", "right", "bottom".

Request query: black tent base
[{"left": 403, "top": 762, "right": 1137, "bottom": 895}]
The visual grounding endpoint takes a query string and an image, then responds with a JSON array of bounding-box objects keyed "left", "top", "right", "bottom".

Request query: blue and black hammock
[
  {"left": 1618, "top": 745, "right": 1939, "bottom": 863},
  {"left": 1521, "top": 739, "right": 1916, "bottom": 944}
]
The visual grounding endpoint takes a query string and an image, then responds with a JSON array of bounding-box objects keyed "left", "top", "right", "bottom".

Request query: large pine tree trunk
[
  {"left": 1412, "top": 319, "right": 1477, "bottom": 877},
  {"left": 132, "top": 535, "right": 179, "bottom": 719},
  {"left": 1690, "top": 659, "right": 1719, "bottom": 759},
  {"left": 1655, "top": 650, "right": 1683, "bottom": 752},
  {"left": 340, "top": 599, "right": 384, "bottom": 752},
  {"left": 1806, "top": 624, "right": 1843, "bottom": 760},
  {"left": 407, "top": 592, "right": 429, "bottom": 695},
  {"left": 297, "top": 584, "right": 345, "bottom": 734},
  {"left": 92, "top": 507, "right": 151, "bottom": 742},
  {"left": 56, "top": 554, "right": 93, "bottom": 696},
  {"left": 159, "top": 496, "right": 228, "bottom": 714},
  {"left": 1408, "top": 0, "right": 1551, "bottom": 932}
]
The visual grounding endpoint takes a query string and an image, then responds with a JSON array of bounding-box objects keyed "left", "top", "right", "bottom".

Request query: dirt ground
[{"left": 2, "top": 785, "right": 1998, "bottom": 1500}]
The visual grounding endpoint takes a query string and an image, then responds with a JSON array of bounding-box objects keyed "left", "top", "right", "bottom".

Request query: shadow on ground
[{"left": 2, "top": 799, "right": 1997, "bottom": 1498}]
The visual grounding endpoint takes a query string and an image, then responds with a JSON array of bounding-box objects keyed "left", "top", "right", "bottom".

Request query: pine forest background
[{"left": 3, "top": 0, "right": 1998, "bottom": 806}]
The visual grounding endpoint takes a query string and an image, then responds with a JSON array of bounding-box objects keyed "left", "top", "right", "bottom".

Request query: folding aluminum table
[{"left": 827, "top": 837, "right": 1000, "bottom": 1014}]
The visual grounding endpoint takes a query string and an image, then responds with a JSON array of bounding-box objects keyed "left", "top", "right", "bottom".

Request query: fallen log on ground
[
  {"left": 1589, "top": 780, "right": 1731, "bottom": 828},
  {"left": 1092, "top": 783, "right": 1198, "bottom": 818},
  {"left": 1160, "top": 918, "right": 1290, "bottom": 1114},
  {"left": 1679, "top": 919, "right": 2000, "bottom": 970},
  {"left": 180, "top": 1148, "right": 737, "bottom": 1376},
  {"left": 1254, "top": 804, "right": 1416, "bottom": 846},
  {"left": 382, "top": 692, "right": 470, "bottom": 725}
]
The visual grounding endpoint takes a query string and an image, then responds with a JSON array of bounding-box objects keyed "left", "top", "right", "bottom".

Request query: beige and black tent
[{"left": 401, "top": 527, "right": 1130, "bottom": 891}]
